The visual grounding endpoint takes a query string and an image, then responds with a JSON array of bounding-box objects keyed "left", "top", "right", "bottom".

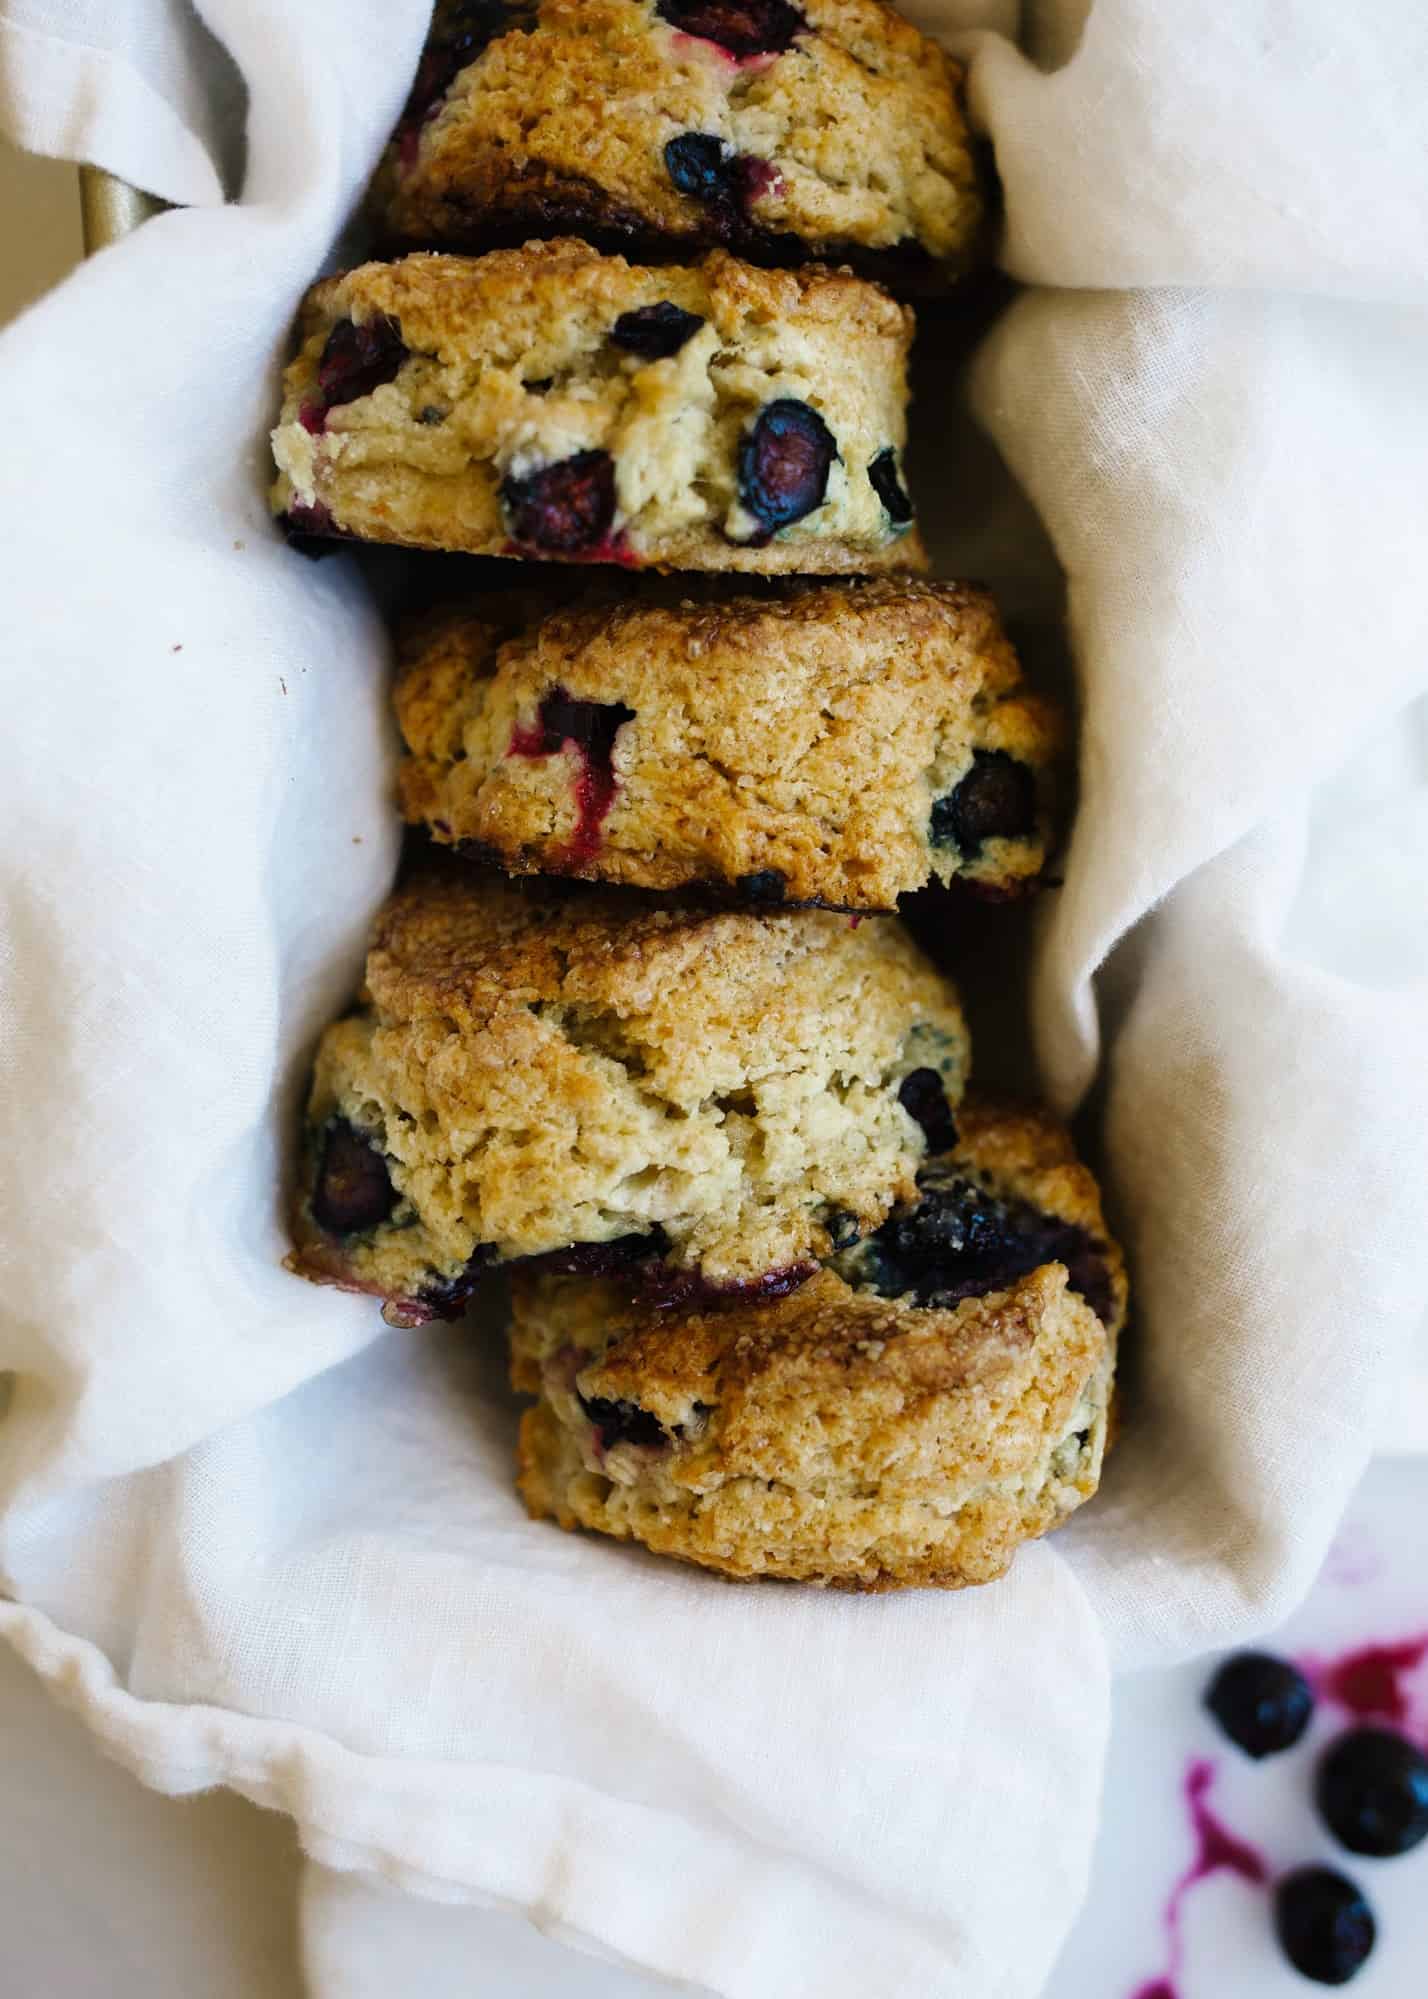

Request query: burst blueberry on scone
[
  {"left": 370, "top": 0, "right": 987, "bottom": 291},
  {"left": 269, "top": 241, "right": 922, "bottom": 572},
  {"left": 511, "top": 1096, "right": 1127, "bottom": 1590},
  {"left": 395, "top": 578, "right": 1063, "bottom": 909},
  {"left": 288, "top": 863, "right": 970, "bottom": 1325}
]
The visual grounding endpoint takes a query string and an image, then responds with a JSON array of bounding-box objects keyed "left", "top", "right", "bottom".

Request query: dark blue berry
[
  {"left": 868, "top": 447, "right": 914, "bottom": 525},
  {"left": 527, "top": 1233, "right": 661, "bottom": 1279},
  {"left": 579, "top": 1394, "right": 668, "bottom": 1450},
  {"left": 611, "top": 302, "right": 706, "bottom": 358},
  {"left": 1317, "top": 1728, "right": 1428, "bottom": 1858},
  {"left": 311, "top": 1118, "right": 399, "bottom": 1236},
  {"left": 317, "top": 315, "right": 408, "bottom": 409},
  {"left": 1274, "top": 1868, "right": 1375, "bottom": 1986},
  {"left": 823, "top": 1209, "right": 863, "bottom": 1251},
  {"left": 500, "top": 449, "right": 617, "bottom": 552},
  {"left": 518, "top": 690, "right": 636, "bottom": 764},
  {"left": 417, "top": 1244, "right": 499, "bottom": 1319},
  {"left": 280, "top": 499, "right": 342, "bottom": 556},
  {"left": 400, "top": 1, "right": 532, "bottom": 129},
  {"left": 897, "top": 1069, "right": 958, "bottom": 1153},
  {"left": 656, "top": 0, "right": 805, "bottom": 57},
  {"left": 930, "top": 751, "right": 1038, "bottom": 858},
  {"left": 1205, "top": 1652, "right": 1315, "bottom": 1760},
  {"left": 856, "top": 1162, "right": 1114, "bottom": 1324},
  {"left": 736, "top": 869, "right": 787, "bottom": 904},
  {"left": 736, "top": 399, "right": 838, "bottom": 536},
  {"left": 665, "top": 132, "right": 738, "bottom": 202}
]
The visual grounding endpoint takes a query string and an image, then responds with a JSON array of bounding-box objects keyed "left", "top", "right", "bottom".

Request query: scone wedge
[
  {"left": 512, "top": 1097, "right": 1126, "bottom": 1590},
  {"left": 396, "top": 579, "right": 1064, "bottom": 910},
  {"left": 271, "top": 242, "right": 922, "bottom": 574},
  {"left": 289, "top": 864, "right": 970, "bottom": 1324},
  {"left": 372, "top": 0, "right": 987, "bottom": 292}
]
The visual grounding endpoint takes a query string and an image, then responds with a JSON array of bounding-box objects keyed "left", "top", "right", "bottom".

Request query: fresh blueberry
[
  {"left": 316, "top": 315, "right": 408, "bottom": 409},
  {"left": 1205, "top": 1652, "right": 1316, "bottom": 1760},
  {"left": 736, "top": 398, "right": 838, "bottom": 537},
  {"left": 611, "top": 302, "right": 707, "bottom": 359},
  {"left": 500, "top": 449, "right": 617, "bottom": 553},
  {"left": 1317, "top": 1728, "right": 1428, "bottom": 1858},
  {"left": 578, "top": 1394, "right": 669, "bottom": 1450},
  {"left": 656, "top": 0, "right": 805, "bottom": 56},
  {"left": 310, "top": 1118, "right": 399, "bottom": 1237},
  {"left": 930, "top": 750, "right": 1038, "bottom": 858},
  {"left": 1274, "top": 1868, "right": 1376, "bottom": 1986},
  {"left": 665, "top": 132, "right": 738, "bottom": 202},
  {"left": 868, "top": 447, "right": 914, "bottom": 525},
  {"left": 897, "top": 1069, "right": 958, "bottom": 1153},
  {"left": 735, "top": 869, "right": 787, "bottom": 904},
  {"left": 854, "top": 1160, "right": 1114, "bottom": 1324}
]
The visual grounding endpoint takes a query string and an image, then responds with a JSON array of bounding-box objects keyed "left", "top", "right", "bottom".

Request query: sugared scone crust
[
  {"left": 269, "top": 242, "right": 922, "bottom": 573},
  {"left": 512, "top": 1097, "right": 1127, "bottom": 1590},
  {"left": 289, "top": 865, "right": 969, "bottom": 1324},
  {"left": 370, "top": 0, "right": 986, "bottom": 290},
  {"left": 396, "top": 579, "right": 1064, "bottom": 910}
]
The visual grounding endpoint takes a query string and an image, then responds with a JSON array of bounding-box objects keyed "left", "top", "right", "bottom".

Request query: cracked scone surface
[
  {"left": 290, "top": 866, "right": 969, "bottom": 1323},
  {"left": 397, "top": 578, "right": 1064, "bottom": 909},
  {"left": 270, "top": 242, "right": 922, "bottom": 573},
  {"left": 372, "top": 0, "right": 985, "bottom": 290},
  {"left": 512, "top": 1097, "right": 1127, "bottom": 1590}
]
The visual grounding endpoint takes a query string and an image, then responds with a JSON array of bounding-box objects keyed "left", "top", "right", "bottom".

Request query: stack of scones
[{"left": 271, "top": 0, "right": 1127, "bottom": 1592}]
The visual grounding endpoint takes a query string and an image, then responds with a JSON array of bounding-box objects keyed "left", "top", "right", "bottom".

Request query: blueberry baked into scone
[
  {"left": 274, "top": 0, "right": 1128, "bottom": 1592},
  {"left": 511, "top": 1097, "right": 1126, "bottom": 1589},
  {"left": 370, "top": 0, "right": 986, "bottom": 291},
  {"left": 289, "top": 863, "right": 970, "bottom": 1326},
  {"left": 270, "top": 241, "right": 922, "bottom": 572},
  {"left": 395, "top": 579, "right": 1064, "bottom": 909}
]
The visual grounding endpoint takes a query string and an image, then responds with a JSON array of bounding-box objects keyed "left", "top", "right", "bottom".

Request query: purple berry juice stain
[
  {"left": 1128, "top": 1760, "right": 1268, "bottom": 1999},
  {"left": 506, "top": 688, "right": 635, "bottom": 867},
  {"left": 1302, "top": 1632, "right": 1428, "bottom": 1743}
]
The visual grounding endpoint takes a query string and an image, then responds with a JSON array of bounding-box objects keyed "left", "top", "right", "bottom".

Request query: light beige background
[{"left": 0, "top": 136, "right": 82, "bottom": 320}]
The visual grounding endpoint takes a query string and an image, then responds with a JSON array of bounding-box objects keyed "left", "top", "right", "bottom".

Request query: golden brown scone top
[{"left": 297, "top": 241, "right": 913, "bottom": 365}]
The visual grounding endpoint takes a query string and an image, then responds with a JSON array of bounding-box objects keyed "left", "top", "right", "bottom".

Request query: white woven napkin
[{"left": 1, "top": 2, "right": 1425, "bottom": 1995}]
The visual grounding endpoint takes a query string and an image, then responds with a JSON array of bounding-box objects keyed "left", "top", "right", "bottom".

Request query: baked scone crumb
[
  {"left": 395, "top": 578, "right": 1064, "bottom": 909},
  {"left": 512, "top": 1097, "right": 1126, "bottom": 1589},
  {"left": 288, "top": 865, "right": 970, "bottom": 1323},
  {"left": 371, "top": 0, "right": 987, "bottom": 292},
  {"left": 271, "top": 243, "right": 923, "bottom": 574}
]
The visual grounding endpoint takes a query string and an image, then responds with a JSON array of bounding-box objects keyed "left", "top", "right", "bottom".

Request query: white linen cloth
[{"left": 1, "top": 2, "right": 1425, "bottom": 1995}]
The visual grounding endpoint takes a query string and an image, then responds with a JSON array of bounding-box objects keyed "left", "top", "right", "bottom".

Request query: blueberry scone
[
  {"left": 371, "top": 0, "right": 986, "bottom": 292},
  {"left": 512, "top": 1097, "right": 1127, "bottom": 1590},
  {"left": 289, "top": 864, "right": 969, "bottom": 1325},
  {"left": 396, "top": 579, "right": 1064, "bottom": 910},
  {"left": 270, "top": 242, "right": 922, "bottom": 572}
]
